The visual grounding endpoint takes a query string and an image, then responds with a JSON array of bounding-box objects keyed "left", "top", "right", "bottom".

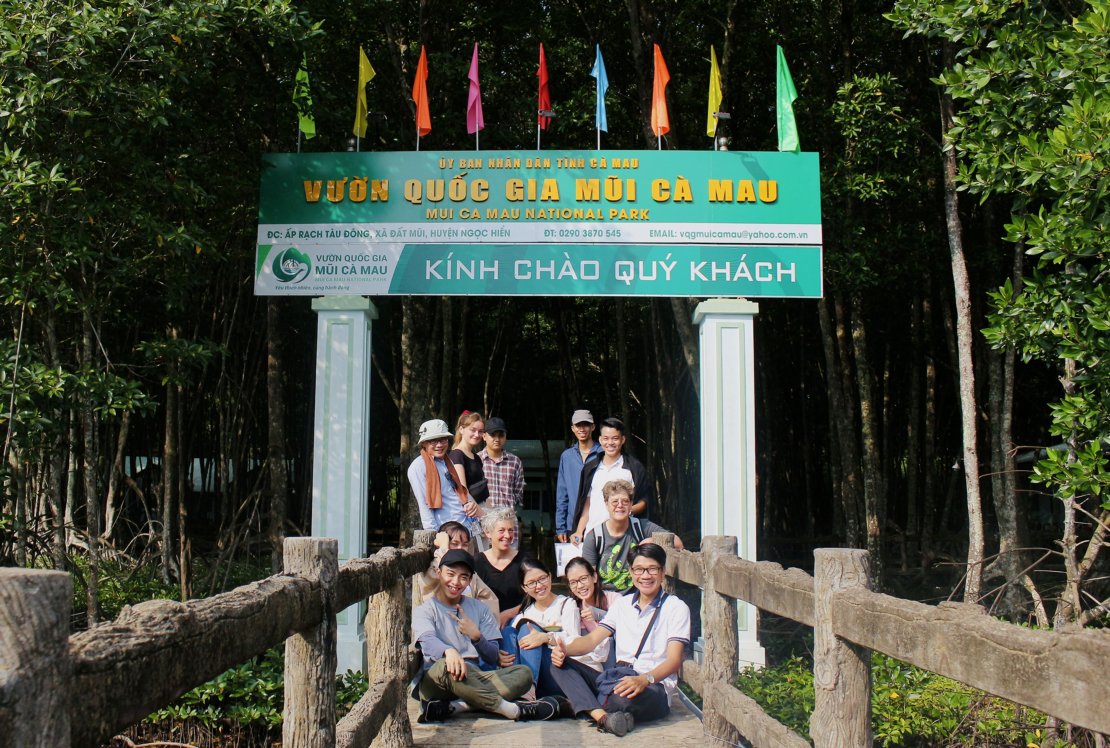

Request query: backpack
[{"left": 593, "top": 517, "right": 646, "bottom": 559}]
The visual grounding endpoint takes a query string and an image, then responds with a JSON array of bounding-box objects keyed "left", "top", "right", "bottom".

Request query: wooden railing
[
  {"left": 0, "top": 531, "right": 435, "bottom": 748},
  {"left": 659, "top": 533, "right": 1110, "bottom": 747},
  {"left": 4, "top": 530, "right": 1108, "bottom": 748}
]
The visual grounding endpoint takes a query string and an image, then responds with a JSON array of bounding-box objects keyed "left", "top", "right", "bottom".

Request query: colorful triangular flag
[
  {"left": 353, "top": 47, "right": 376, "bottom": 138},
  {"left": 651, "top": 44, "right": 671, "bottom": 138},
  {"left": 466, "top": 43, "right": 484, "bottom": 135},
  {"left": 776, "top": 45, "right": 800, "bottom": 152},
  {"left": 412, "top": 47, "right": 431, "bottom": 139},
  {"left": 293, "top": 54, "right": 315, "bottom": 140},
  {"left": 537, "top": 43, "right": 552, "bottom": 130},
  {"left": 707, "top": 46, "right": 723, "bottom": 138},
  {"left": 591, "top": 45, "right": 608, "bottom": 134}
]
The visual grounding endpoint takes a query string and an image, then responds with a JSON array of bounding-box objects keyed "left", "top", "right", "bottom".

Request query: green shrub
[{"left": 734, "top": 653, "right": 1076, "bottom": 747}]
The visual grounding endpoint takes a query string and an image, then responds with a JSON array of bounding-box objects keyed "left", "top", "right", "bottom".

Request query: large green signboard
[{"left": 254, "top": 149, "right": 822, "bottom": 297}]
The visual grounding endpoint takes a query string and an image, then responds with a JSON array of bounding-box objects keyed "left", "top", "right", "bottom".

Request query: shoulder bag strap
[{"left": 632, "top": 592, "right": 667, "bottom": 660}]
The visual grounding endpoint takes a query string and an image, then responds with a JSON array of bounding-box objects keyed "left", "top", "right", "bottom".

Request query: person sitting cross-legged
[{"left": 412, "top": 549, "right": 564, "bottom": 723}]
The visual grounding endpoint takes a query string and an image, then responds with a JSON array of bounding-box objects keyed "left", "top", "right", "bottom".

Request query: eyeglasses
[
  {"left": 566, "top": 575, "right": 592, "bottom": 588},
  {"left": 630, "top": 565, "right": 663, "bottom": 577},
  {"left": 522, "top": 574, "right": 551, "bottom": 590},
  {"left": 607, "top": 498, "right": 632, "bottom": 506}
]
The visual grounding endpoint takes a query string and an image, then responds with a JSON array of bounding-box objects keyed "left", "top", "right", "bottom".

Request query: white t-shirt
[
  {"left": 515, "top": 594, "right": 610, "bottom": 671},
  {"left": 599, "top": 591, "right": 691, "bottom": 702},
  {"left": 584, "top": 457, "right": 633, "bottom": 535}
]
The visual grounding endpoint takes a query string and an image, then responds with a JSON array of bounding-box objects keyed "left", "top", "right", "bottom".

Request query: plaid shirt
[{"left": 479, "top": 449, "right": 525, "bottom": 508}]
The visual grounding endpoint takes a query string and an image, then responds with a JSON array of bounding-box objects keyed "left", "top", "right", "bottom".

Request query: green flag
[
  {"left": 293, "top": 54, "right": 316, "bottom": 139},
  {"left": 776, "top": 45, "right": 799, "bottom": 152}
]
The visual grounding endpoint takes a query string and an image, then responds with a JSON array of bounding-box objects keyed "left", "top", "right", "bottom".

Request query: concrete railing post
[
  {"left": 0, "top": 569, "right": 72, "bottom": 748},
  {"left": 365, "top": 553, "right": 417, "bottom": 747},
  {"left": 812, "top": 549, "right": 872, "bottom": 748},
  {"left": 284, "top": 537, "right": 339, "bottom": 748},
  {"left": 702, "top": 536, "right": 742, "bottom": 745}
]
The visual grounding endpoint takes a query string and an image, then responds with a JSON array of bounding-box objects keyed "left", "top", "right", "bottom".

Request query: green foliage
[
  {"left": 735, "top": 653, "right": 1068, "bottom": 747},
  {"left": 146, "top": 648, "right": 368, "bottom": 729}
]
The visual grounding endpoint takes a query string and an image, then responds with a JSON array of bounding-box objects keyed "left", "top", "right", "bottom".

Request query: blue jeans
[{"left": 500, "top": 621, "right": 553, "bottom": 687}]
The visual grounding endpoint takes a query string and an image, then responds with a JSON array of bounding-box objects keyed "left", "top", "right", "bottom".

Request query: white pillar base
[
  {"left": 311, "top": 296, "right": 376, "bottom": 674},
  {"left": 695, "top": 298, "right": 766, "bottom": 669}
]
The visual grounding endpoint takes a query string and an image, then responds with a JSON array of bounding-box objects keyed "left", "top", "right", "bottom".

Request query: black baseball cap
[
  {"left": 485, "top": 417, "right": 507, "bottom": 434},
  {"left": 440, "top": 549, "right": 476, "bottom": 572}
]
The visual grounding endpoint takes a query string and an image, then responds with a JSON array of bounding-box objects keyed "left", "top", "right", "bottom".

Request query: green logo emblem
[{"left": 273, "top": 247, "right": 311, "bottom": 283}]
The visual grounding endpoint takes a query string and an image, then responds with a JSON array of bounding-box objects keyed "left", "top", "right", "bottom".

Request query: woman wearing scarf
[{"left": 408, "top": 419, "right": 481, "bottom": 537}]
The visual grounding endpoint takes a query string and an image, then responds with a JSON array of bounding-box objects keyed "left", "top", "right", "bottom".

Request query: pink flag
[{"left": 467, "top": 43, "right": 484, "bottom": 135}]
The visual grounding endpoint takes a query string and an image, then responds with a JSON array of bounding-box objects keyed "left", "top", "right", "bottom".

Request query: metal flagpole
[
  {"left": 537, "top": 122, "right": 541, "bottom": 151},
  {"left": 476, "top": 131, "right": 479, "bottom": 151},
  {"left": 597, "top": 129, "right": 600, "bottom": 151},
  {"left": 416, "top": 128, "right": 420, "bottom": 151}
]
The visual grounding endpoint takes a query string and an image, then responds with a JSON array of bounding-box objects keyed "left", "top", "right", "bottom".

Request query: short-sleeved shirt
[
  {"left": 472, "top": 551, "right": 529, "bottom": 613},
  {"left": 449, "top": 448, "right": 489, "bottom": 503},
  {"left": 583, "top": 518, "right": 668, "bottom": 591},
  {"left": 479, "top": 449, "right": 525, "bottom": 508},
  {"left": 412, "top": 595, "right": 502, "bottom": 665},
  {"left": 599, "top": 591, "right": 691, "bottom": 702}
]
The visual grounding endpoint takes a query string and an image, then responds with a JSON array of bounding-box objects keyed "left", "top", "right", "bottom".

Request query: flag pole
[
  {"left": 416, "top": 130, "right": 420, "bottom": 152},
  {"left": 537, "top": 122, "right": 541, "bottom": 151},
  {"left": 657, "top": 133, "right": 661, "bottom": 150},
  {"left": 476, "top": 131, "right": 479, "bottom": 151},
  {"left": 597, "top": 129, "right": 600, "bottom": 151}
]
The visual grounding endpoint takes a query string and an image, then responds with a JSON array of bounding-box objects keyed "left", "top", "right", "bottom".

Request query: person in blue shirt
[{"left": 555, "top": 410, "right": 602, "bottom": 542}]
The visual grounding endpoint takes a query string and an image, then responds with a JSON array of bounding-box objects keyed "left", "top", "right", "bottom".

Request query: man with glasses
[
  {"left": 555, "top": 409, "right": 602, "bottom": 542},
  {"left": 555, "top": 543, "right": 690, "bottom": 736},
  {"left": 582, "top": 479, "right": 683, "bottom": 591}
]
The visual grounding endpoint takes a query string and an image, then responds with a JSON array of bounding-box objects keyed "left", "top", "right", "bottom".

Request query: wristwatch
[{"left": 644, "top": 672, "right": 656, "bottom": 684}]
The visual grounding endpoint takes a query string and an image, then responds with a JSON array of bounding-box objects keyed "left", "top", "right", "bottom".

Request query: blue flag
[{"left": 590, "top": 45, "right": 609, "bottom": 133}]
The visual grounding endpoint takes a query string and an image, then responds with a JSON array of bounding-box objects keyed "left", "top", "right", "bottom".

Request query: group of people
[{"left": 407, "top": 409, "right": 689, "bottom": 736}]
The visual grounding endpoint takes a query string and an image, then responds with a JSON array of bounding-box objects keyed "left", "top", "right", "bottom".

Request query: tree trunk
[
  {"left": 82, "top": 319, "right": 100, "bottom": 627},
  {"left": 849, "top": 294, "right": 884, "bottom": 588},
  {"left": 939, "top": 47, "right": 984, "bottom": 602},
  {"left": 267, "top": 299, "right": 288, "bottom": 573},
  {"left": 669, "top": 298, "right": 700, "bottom": 397},
  {"left": 161, "top": 331, "right": 180, "bottom": 586},
  {"left": 101, "top": 412, "right": 130, "bottom": 544}
]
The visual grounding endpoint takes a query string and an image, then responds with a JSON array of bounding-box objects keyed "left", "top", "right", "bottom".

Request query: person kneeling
[{"left": 413, "top": 549, "right": 564, "bottom": 723}]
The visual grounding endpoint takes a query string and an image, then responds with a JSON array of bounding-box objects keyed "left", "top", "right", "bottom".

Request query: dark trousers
[{"left": 548, "top": 657, "right": 670, "bottom": 723}]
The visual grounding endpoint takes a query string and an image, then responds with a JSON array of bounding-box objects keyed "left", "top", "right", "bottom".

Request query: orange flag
[
  {"left": 650, "top": 44, "right": 671, "bottom": 137},
  {"left": 412, "top": 47, "right": 432, "bottom": 137}
]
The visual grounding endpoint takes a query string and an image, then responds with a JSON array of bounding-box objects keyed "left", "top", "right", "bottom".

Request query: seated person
[
  {"left": 411, "top": 549, "right": 563, "bottom": 723},
  {"left": 556, "top": 543, "right": 691, "bottom": 737},
  {"left": 418, "top": 521, "right": 499, "bottom": 620},
  {"left": 499, "top": 557, "right": 580, "bottom": 696},
  {"left": 564, "top": 557, "right": 621, "bottom": 666},
  {"left": 582, "top": 479, "right": 683, "bottom": 591}
]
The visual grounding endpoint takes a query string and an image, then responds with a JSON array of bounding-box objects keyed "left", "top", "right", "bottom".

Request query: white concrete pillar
[
  {"left": 695, "top": 298, "right": 766, "bottom": 668},
  {"left": 311, "top": 296, "right": 376, "bottom": 673}
]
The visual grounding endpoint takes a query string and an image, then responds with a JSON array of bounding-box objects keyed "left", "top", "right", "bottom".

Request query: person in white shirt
[
  {"left": 556, "top": 543, "right": 690, "bottom": 737},
  {"left": 570, "top": 417, "right": 652, "bottom": 543}
]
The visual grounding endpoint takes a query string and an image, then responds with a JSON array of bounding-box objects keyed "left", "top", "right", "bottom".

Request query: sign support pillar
[
  {"left": 310, "top": 296, "right": 376, "bottom": 673},
  {"left": 695, "top": 298, "right": 766, "bottom": 668}
]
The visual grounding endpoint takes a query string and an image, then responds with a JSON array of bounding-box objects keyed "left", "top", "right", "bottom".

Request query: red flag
[
  {"left": 650, "top": 44, "right": 671, "bottom": 137},
  {"left": 412, "top": 47, "right": 431, "bottom": 137},
  {"left": 537, "top": 43, "right": 552, "bottom": 130}
]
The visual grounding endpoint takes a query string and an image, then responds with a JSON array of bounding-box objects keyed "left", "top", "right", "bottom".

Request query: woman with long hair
[
  {"left": 499, "top": 557, "right": 579, "bottom": 696},
  {"left": 563, "top": 557, "right": 620, "bottom": 667},
  {"left": 449, "top": 411, "right": 489, "bottom": 515}
]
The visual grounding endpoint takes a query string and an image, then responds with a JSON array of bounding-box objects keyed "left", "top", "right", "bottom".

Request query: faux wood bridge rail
[
  {"left": 2, "top": 530, "right": 1108, "bottom": 748},
  {"left": 657, "top": 534, "right": 1110, "bottom": 747}
]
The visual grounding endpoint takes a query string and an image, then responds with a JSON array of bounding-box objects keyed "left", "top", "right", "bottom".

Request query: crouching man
[{"left": 413, "top": 548, "right": 565, "bottom": 723}]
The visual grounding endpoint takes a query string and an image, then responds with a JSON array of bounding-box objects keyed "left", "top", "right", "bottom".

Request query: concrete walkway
[{"left": 407, "top": 696, "right": 706, "bottom": 747}]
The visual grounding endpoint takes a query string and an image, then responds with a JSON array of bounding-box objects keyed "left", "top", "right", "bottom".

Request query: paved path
[{"left": 408, "top": 695, "right": 706, "bottom": 747}]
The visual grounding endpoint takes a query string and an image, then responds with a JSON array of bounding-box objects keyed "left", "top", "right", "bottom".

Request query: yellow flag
[
  {"left": 353, "top": 47, "right": 376, "bottom": 138},
  {"left": 707, "top": 46, "right": 723, "bottom": 138}
]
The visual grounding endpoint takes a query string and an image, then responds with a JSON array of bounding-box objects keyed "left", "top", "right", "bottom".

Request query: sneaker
[
  {"left": 551, "top": 695, "right": 574, "bottom": 718},
  {"left": 597, "top": 710, "right": 634, "bottom": 737},
  {"left": 515, "top": 697, "right": 558, "bottom": 721},
  {"left": 418, "top": 699, "right": 454, "bottom": 723}
]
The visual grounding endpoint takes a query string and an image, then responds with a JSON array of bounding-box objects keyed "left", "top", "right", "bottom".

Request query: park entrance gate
[{"left": 254, "top": 149, "right": 823, "bottom": 672}]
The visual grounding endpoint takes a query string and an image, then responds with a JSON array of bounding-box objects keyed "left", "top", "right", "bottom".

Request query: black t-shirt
[
  {"left": 472, "top": 551, "right": 529, "bottom": 612},
  {"left": 449, "top": 448, "right": 489, "bottom": 503}
]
